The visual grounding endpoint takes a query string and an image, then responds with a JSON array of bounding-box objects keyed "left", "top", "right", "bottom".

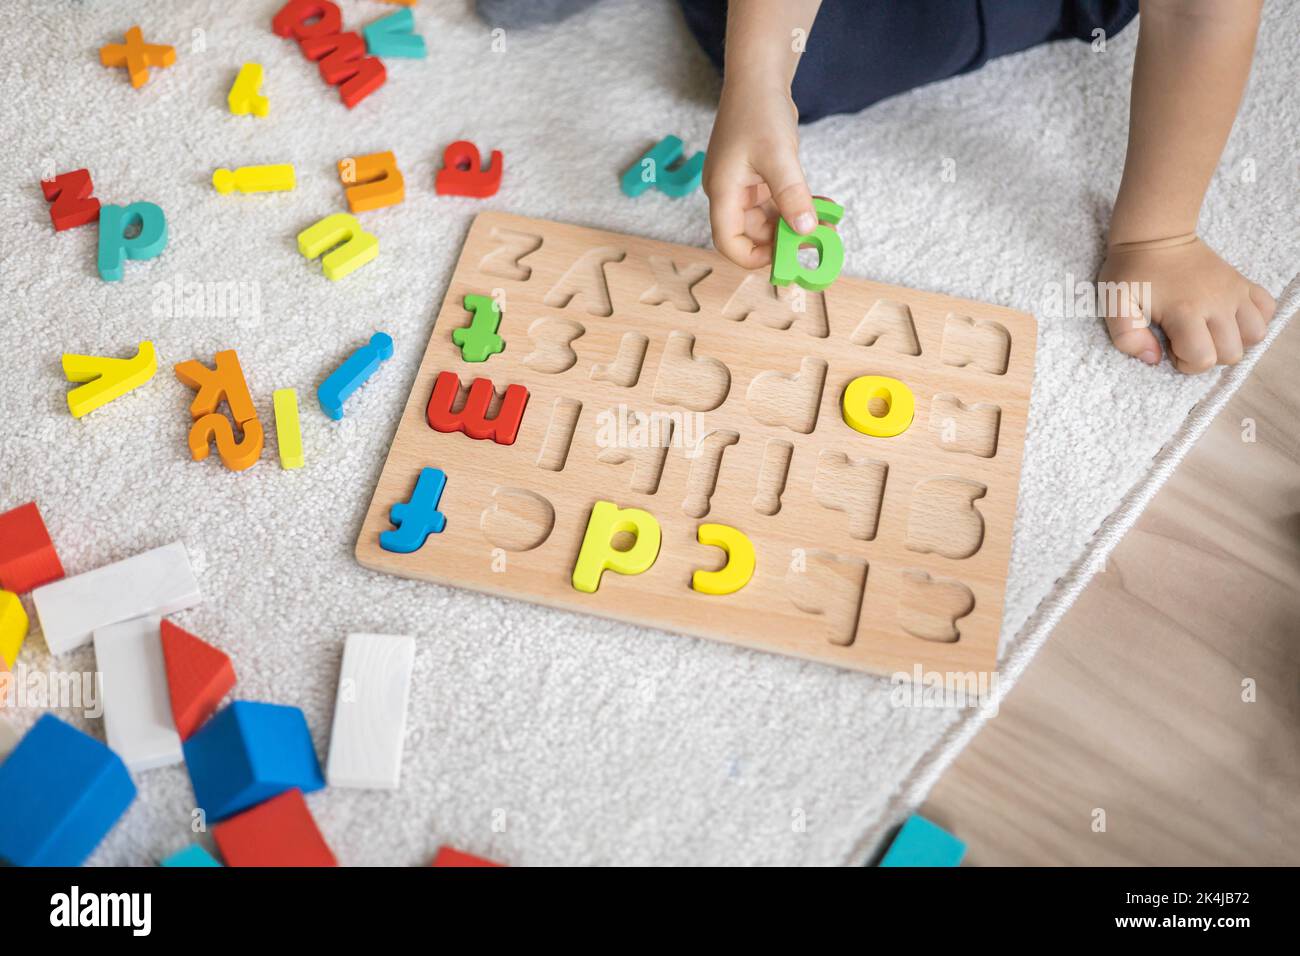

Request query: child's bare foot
[{"left": 1098, "top": 235, "right": 1275, "bottom": 373}]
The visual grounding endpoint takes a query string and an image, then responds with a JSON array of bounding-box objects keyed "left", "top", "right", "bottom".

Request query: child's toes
[
  {"left": 1249, "top": 283, "right": 1277, "bottom": 322},
  {"left": 1163, "top": 309, "right": 1217, "bottom": 374},
  {"left": 1236, "top": 301, "right": 1268, "bottom": 348}
]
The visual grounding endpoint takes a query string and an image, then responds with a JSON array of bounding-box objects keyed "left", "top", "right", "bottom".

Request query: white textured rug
[{"left": 0, "top": 0, "right": 1295, "bottom": 866}]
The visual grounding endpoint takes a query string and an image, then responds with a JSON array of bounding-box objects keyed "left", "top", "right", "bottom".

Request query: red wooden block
[
  {"left": 213, "top": 789, "right": 337, "bottom": 866},
  {"left": 41, "top": 170, "right": 101, "bottom": 231},
  {"left": 425, "top": 372, "right": 529, "bottom": 446},
  {"left": 0, "top": 502, "right": 64, "bottom": 594},
  {"left": 271, "top": 0, "right": 342, "bottom": 42},
  {"left": 431, "top": 846, "right": 503, "bottom": 867},
  {"left": 435, "top": 142, "right": 503, "bottom": 198},
  {"left": 161, "top": 620, "right": 236, "bottom": 740},
  {"left": 300, "top": 31, "right": 385, "bottom": 109}
]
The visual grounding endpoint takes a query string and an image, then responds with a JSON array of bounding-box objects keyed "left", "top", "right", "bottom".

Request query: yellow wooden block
[
  {"left": 297, "top": 213, "right": 379, "bottom": 281},
  {"left": 228, "top": 62, "right": 269, "bottom": 117},
  {"left": 842, "top": 374, "right": 915, "bottom": 438},
  {"left": 212, "top": 164, "right": 295, "bottom": 195},
  {"left": 692, "top": 524, "right": 755, "bottom": 595},
  {"left": 572, "top": 501, "right": 661, "bottom": 593},
  {"left": 273, "top": 388, "right": 304, "bottom": 469},
  {"left": 62, "top": 340, "right": 157, "bottom": 419},
  {"left": 0, "top": 590, "right": 28, "bottom": 669}
]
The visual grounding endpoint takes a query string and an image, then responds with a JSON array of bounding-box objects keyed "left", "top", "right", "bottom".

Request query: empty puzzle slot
[
  {"left": 752, "top": 439, "right": 793, "bottom": 516},
  {"left": 898, "top": 570, "right": 974, "bottom": 642},
  {"left": 721, "top": 273, "right": 829, "bottom": 337},
  {"left": 596, "top": 407, "right": 674, "bottom": 494},
  {"left": 652, "top": 331, "right": 731, "bottom": 412},
  {"left": 905, "top": 477, "right": 987, "bottom": 560},
  {"left": 477, "top": 227, "right": 543, "bottom": 281},
  {"left": 940, "top": 314, "right": 1011, "bottom": 375},
  {"left": 480, "top": 487, "right": 556, "bottom": 552},
  {"left": 543, "top": 246, "right": 626, "bottom": 317},
  {"left": 681, "top": 429, "right": 739, "bottom": 518},
  {"left": 930, "top": 394, "right": 1001, "bottom": 458},
  {"left": 639, "top": 256, "right": 712, "bottom": 313},
  {"left": 813, "top": 451, "right": 888, "bottom": 541},
  {"left": 536, "top": 397, "right": 582, "bottom": 471},
  {"left": 851, "top": 299, "right": 922, "bottom": 355},
  {"left": 784, "top": 550, "right": 867, "bottom": 646},
  {"left": 523, "top": 317, "right": 585, "bottom": 374},
  {"left": 745, "top": 357, "right": 827, "bottom": 435},
  {"left": 590, "top": 332, "right": 649, "bottom": 388}
]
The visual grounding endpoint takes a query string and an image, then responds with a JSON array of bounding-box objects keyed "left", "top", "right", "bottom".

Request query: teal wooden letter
[
  {"left": 98, "top": 202, "right": 167, "bottom": 281},
  {"left": 620, "top": 136, "right": 704, "bottom": 199}
]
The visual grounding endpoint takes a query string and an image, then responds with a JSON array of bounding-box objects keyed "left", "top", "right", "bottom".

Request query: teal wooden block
[
  {"left": 98, "top": 202, "right": 167, "bottom": 281},
  {"left": 620, "top": 136, "right": 704, "bottom": 199},
  {"left": 879, "top": 814, "right": 965, "bottom": 867},
  {"left": 162, "top": 844, "right": 222, "bottom": 867},
  {"left": 363, "top": 8, "right": 427, "bottom": 59}
]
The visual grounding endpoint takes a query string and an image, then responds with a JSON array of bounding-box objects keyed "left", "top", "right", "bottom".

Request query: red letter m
[{"left": 426, "top": 371, "right": 529, "bottom": 446}]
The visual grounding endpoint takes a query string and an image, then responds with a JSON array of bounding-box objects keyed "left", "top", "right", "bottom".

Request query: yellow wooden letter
[
  {"left": 62, "top": 340, "right": 157, "bottom": 418},
  {"left": 842, "top": 374, "right": 915, "bottom": 438},
  {"left": 0, "top": 589, "right": 28, "bottom": 668},
  {"left": 273, "top": 388, "right": 304, "bottom": 470},
  {"left": 212, "top": 164, "right": 295, "bottom": 195},
  {"left": 297, "top": 213, "right": 378, "bottom": 281},
  {"left": 228, "top": 62, "right": 269, "bottom": 116},
  {"left": 572, "top": 501, "right": 661, "bottom": 593},
  {"left": 692, "top": 524, "right": 755, "bottom": 596}
]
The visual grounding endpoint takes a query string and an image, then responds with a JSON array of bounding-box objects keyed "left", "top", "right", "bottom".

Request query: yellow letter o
[{"left": 842, "top": 375, "right": 915, "bottom": 438}]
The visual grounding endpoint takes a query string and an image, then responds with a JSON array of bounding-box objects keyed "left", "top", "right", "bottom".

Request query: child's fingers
[
  {"left": 1206, "top": 313, "right": 1244, "bottom": 365},
  {"left": 708, "top": 189, "right": 773, "bottom": 270},
  {"left": 1235, "top": 302, "right": 1267, "bottom": 348},
  {"left": 742, "top": 205, "right": 776, "bottom": 245},
  {"left": 1163, "top": 309, "right": 1217, "bottom": 374},
  {"left": 1101, "top": 287, "right": 1161, "bottom": 365},
  {"left": 752, "top": 150, "right": 816, "bottom": 235}
]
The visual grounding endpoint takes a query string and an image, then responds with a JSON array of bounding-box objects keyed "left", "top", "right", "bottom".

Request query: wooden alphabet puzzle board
[{"left": 356, "top": 212, "right": 1036, "bottom": 677}]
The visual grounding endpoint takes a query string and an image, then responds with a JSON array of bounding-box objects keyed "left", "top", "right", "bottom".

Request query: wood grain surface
[
  {"left": 924, "top": 316, "right": 1300, "bottom": 865},
  {"left": 356, "top": 212, "right": 1037, "bottom": 676}
]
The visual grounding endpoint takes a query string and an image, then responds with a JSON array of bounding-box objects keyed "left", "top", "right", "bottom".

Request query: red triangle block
[
  {"left": 161, "top": 620, "right": 236, "bottom": 740},
  {"left": 431, "top": 846, "right": 503, "bottom": 867}
]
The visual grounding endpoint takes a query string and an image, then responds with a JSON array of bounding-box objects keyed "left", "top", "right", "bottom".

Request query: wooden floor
[{"left": 923, "top": 316, "right": 1300, "bottom": 865}]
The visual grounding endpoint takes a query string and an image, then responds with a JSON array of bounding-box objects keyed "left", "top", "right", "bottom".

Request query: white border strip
[{"left": 849, "top": 272, "right": 1300, "bottom": 865}]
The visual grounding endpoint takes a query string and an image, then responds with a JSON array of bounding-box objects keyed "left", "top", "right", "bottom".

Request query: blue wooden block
[
  {"left": 0, "top": 714, "right": 136, "bottom": 866},
  {"left": 162, "top": 844, "right": 222, "bottom": 867},
  {"left": 318, "top": 332, "right": 394, "bottom": 420},
  {"left": 879, "top": 814, "right": 966, "bottom": 867},
  {"left": 380, "top": 467, "right": 447, "bottom": 553},
  {"left": 182, "top": 701, "right": 325, "bottom": 822},
  {"left": 363, "top": 7, "right": 427, "bottom": 58},
  {"left": 620, "top": 136, "right": 704, "bottom": 199}
]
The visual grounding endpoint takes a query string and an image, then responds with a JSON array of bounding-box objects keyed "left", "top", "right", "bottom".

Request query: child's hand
[
  {"left": 703, "top": 81, "right": 818, "bottom": 270},
  {"left": 1099, "top": 236, "right": 1275, "bottom": 373}
]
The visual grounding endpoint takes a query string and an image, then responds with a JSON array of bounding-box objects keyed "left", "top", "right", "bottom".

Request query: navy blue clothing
[{"left": 677, "top": 0, "right": 1140, "bottom": 123}]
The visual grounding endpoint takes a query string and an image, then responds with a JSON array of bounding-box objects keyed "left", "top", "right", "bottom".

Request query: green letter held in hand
[
  {"left": 770, "top": 197, "right": 845, "bottom": 292},
  {"left": 453, "top": 294, "right": 505, "bottom": 363}
]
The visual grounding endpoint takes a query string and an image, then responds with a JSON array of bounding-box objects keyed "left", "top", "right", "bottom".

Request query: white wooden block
[
  {"left": 0, "top": 716, "right": 20, "bottom": 761},
  {"left": 326, "top": 633, "right": 415, "bottom": 790},
  {"left": 32, "top": 542, "right": 201, "bottom": 656},
  {"left": 93, "top": 614, "right": 183, "bottom": 772}
]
